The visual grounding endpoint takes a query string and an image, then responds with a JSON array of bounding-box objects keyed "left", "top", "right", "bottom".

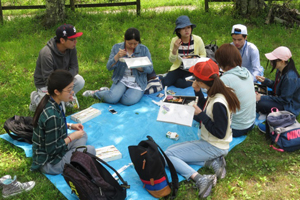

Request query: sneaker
[
  {"left": 29, "top": 91, "right": 39, "bottom": 112},
  {"left": 0, "top": 175, "right": 11, "bottom": 189},
  {"left": 258, "top": 112, "right": 267, "bottom": 121},
  {"left": 2, "top": 176, "right": 35, "bottom": 198},
  {"left": 258, "top": 123, "right": 266, "bottom": 134},
  {"left": 205, "top": 156, "right": 227, "bottom": 179},
  {"left": 29, "top": 103, "right": 36, "bottom": 112},
  {"left": 99, "top": 87, "right": 109, "bottom": 91},
  {"left": 30, "top": 91, "right": 39, "bottom": 105},
  {"left": 195, "top": 174, "right": 216, "bottom": 198},
  {"left": 82, "top": 90, "right": 96, "bottom": 97}
]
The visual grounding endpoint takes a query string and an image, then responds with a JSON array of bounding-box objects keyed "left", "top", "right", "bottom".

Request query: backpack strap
[
  {"left": 87, "top": 152, "right": 130, "bottom": 189},
  {"left": 147, "top": 136, "right": 179, "bottom": 197},
  {"left": 270, "top": 145, "right": 284, "bottom": 152}
]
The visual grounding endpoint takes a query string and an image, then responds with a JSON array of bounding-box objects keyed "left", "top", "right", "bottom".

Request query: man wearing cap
[
  {"left": 30, "top": 24, "right": 84, "bottom": 111},
  {"left": 231, "top": 24, "right": 264, "bottom": 82}
]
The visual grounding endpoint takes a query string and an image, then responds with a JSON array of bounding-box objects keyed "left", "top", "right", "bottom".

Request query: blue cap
[{"left": 174, "top": 16, "right": 196, "bottom": 33}]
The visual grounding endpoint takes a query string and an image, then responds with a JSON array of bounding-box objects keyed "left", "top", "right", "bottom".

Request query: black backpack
[
  {"left": 63, "top": 147, "right": 130, "bottom": 200},
  {"left": 3, "top": 115, "right": 33, "bottom": 144},
  {"left": 205, "top": 40, "right": 218, "bottom": 63},
  {"left": 128, "top": 136, "right": 178, "bottom": 198}
]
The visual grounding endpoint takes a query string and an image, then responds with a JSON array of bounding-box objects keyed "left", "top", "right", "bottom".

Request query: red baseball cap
[
  {"left": 189, "top": 59, "right": 219, "bottom": 81},
  {"left": 56, "top": 24, "right": 83, "bottom": 39}
]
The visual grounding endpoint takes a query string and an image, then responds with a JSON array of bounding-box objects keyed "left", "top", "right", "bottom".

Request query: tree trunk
[
  {"left": 45, "top": 0, "right": 65, "bottom": 27},
  {"left": 235, "top": 0, "right": 265, "bottom": 16}
]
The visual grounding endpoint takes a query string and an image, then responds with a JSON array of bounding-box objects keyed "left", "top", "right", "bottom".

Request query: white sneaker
[
  {"left": 2, "top": 176, "right": 35, "bottom": 198},
  {"left": 29, "top": 91, "right": 39, "bottom": 112},
  {"left": 258, "top": 113, "right": 267, "bottom": 121},
  {"left": 99, "top": 87, "right": 110, "bottom": 91},
  {"left": 0, "top": 175, "right": 11, "bottom": 189},
  {"left": 82, "top": 90, "right": 96, "bottom": 97}
]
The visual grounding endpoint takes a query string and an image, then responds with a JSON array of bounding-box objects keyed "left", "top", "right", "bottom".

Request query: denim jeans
[
  {"left": 232, "top": 123, "right": 254, "bottom": 137},
  {"left": 41, "top": 132, "right": 96, "bottom": 175},
  {"left": 94, "top": 81, "right": 144, "bottom": 106},
  {"left": 165, "top": 139, "right": 228, "bottom": 180},
  {"left": 162, "top": 68, "right": 193, "bottom": 88},
  {"left": 256, "top": 98, "right": 284, "bottom": 115}
]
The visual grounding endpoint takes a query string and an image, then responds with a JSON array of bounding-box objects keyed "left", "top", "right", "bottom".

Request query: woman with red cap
[
  {"left": 165, "top": 59, "right": 240, "bottom": 198},
  {"left": 256, "top": 46, "right": 300, "bottom": 132}
]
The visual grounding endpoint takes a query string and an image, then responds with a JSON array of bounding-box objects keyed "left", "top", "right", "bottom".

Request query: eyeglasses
[{"left": 63, "top": 88, "right": 74, "bottom": 94}]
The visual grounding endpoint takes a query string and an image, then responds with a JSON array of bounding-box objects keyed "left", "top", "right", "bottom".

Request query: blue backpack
[{"left": 266, "top": 108, "right": 300, "bottom": 152}]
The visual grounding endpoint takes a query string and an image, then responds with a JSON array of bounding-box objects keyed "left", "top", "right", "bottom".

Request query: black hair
[
  {"left": 175, "top": 27, "right": 193, "bottom": 39},
  {"left": 33, "top": 70, "right": 74, "bottom": 127},
  {"left": 124, "top": 28, "right": 141, "bottom": 43},
  {"left": 55, "top": 36, "right": 68, "bottom": 43},
  {"left": 267, "top": 58, "right": 300, "bottom": 77}
]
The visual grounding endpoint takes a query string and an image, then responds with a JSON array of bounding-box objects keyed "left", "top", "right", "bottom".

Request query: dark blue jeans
[
  {"left": 256, "top": 98, "right": 284, "bottom": 115},
  {"left": 162, "top": 68, "right": 193, "bottom": 88},
  {"left": 232, "top": 123, "right": 255, "bottom": 138}
]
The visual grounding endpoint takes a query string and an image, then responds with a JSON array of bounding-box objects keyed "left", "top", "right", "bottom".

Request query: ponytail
[{"left": 33, "top": 94, "right": 50, "bottom": 127}]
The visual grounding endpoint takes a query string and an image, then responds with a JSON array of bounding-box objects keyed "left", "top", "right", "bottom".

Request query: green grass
[{"left": 1, "top": 2, "right": 300, "bottom": 200}]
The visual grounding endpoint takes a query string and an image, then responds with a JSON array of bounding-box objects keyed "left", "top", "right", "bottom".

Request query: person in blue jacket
[
  {"left": 83, "top": 28, "right": 153, "bottom": 105},
  {"left": 256, "top": 46, "right": 300, "bottom": 132}
]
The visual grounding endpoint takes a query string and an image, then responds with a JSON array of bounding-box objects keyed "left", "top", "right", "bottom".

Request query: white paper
[
  {"left": 179, "top": 56, "right": 210, "bottom": 69},
  {"left": 157, "top": 103, "right": 195, "bottom": 127},
  {"left": 123, "top": 57, "right": 152, "bottom": 69}
]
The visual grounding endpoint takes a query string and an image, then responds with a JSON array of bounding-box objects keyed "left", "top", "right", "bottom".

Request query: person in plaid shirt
[{"left": 31, "top": 70, "right": 96, "bottom": 174}]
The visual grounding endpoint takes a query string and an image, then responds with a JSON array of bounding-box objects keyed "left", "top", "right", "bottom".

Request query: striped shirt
[{"left": 178, "top": 35, "right": 195, "bottom": 56}]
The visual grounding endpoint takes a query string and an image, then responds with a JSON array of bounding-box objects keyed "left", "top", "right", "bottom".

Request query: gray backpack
[{"left": 266, "top": 108, "right": 300, "bottom": 152}]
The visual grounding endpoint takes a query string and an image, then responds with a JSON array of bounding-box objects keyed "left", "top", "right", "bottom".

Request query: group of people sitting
[{"left": 28, "top": 16, "right": 300, "bottom": 198}]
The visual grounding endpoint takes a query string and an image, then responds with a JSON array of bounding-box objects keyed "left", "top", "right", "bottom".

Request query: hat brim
[
  {"left": 189, "top": 65, "right": 195, "bottom": 74},
  {"left": 265, "top": 52, "right": 277, "bottom": 60},
  {"left": 174, "top": 24, "right": 196, "bottom": 33},
  {"left": 68, "top": 32, "right": 83, "bottom": 39}
]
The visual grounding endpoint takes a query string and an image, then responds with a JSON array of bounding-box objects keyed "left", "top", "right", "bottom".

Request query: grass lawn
[{"left": 1, "top": 1, "right": 300, "bottom": 199}]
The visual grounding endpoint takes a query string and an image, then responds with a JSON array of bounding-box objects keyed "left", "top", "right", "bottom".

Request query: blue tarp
[{"left": 0, "top": 86, "right": 247, "bottom": 200}]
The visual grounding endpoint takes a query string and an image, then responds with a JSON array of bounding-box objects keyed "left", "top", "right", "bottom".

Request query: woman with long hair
[
  {"left": 83, "top": 27, "right": 153, "bottom": 105},
  {"left": 31, "top": 70, "right": 95, "bottom": 174},
  {"left": 256, "top": 46, "right": 300, "bottom": 132},
  {"left": 165, "top": 59, "right": 240, "bottom": 198}
]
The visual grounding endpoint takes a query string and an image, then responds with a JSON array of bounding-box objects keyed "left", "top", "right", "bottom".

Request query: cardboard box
[
  {"left": 70, "top": 107, "right": 101, "bottom": 124},
  {"left": 96, "top": 145, "right": 122, "bottom": 162}
]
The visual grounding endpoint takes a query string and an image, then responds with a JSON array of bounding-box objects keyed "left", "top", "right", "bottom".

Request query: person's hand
[
  {"left": 72, "top": 123, "right": 84, "bottom": 131},
  {"left": 117, "top": 49, "right": 127, "bottom": 59},
  {"left": 193, "top": 104, "right": 202, "bottom": 115},
  {"left": 255, "top": 92, "right": 261, "bottom": 102},
  {"left": 192, "top": 81, "right": 201, "bottom": 92},
  {"left": 173, "top": 38, "right": 182, "bottom": 51},
  {"left": 256, "top": 76, "right": 265, "bottom": 83},
  {"left": 70, "top": 130, "right": 85, "bottom": 140},
  {"left": 136, "top": 67, "right": 144, "bottom": 72},
  {"left": 114, "top": 49, "right": 127, "bottom": 62}
]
